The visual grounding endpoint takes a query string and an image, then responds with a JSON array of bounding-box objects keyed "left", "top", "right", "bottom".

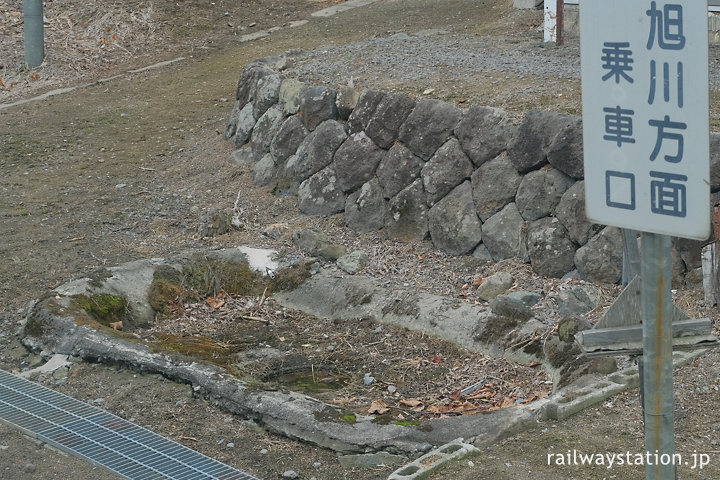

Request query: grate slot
[{"left": 0, "top": 369, "right": 260, "bottom": 480}]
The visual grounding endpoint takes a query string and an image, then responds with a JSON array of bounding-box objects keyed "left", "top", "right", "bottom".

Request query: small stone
[
  {"left": 388, "top": 385, "right": 397, "bottom": 393},
  {"left": 337, "top": 250, "right": 370, "bottom": 275},
  {"left": 312, "top": 462, "right": 322, "bottom": 469},
  {"left": 363, "top": 375, "right": 375, "bottom": 385},
  {"left": 282, "top": 470, "right": 299, "bottom": 479},
  {"left": 226, "top": 442, "right": 235, "bottom": 448},
  {"left": 476, "top": 272, "right": 514, "bottom": 301},
  {"left": 24, "top": 464, "right": 36, "bottom": 473},
  {"left": 374, "top": 326, "right": 383, "bottom": 333}
]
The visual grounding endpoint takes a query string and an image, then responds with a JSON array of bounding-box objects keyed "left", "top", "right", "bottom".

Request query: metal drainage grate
[{"left": 0, "top": 368, "right": 261, "bottom": 480}]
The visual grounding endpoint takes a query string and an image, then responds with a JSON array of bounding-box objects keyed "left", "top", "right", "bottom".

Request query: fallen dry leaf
[
  {"left": 205, "top": 291, "right": 227, "bottom": 309},
  {"left": 368, "top": 399, "right": 389, "bottom": 415},
  {"left": 399, "top": 398, "right": 423, "bottom": 408},
  {"left": 429, "top": 355, "right": 444, "bottom": 364}
]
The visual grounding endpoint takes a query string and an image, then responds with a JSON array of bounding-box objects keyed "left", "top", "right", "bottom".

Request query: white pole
[{"left": 544, "top": 0, "right": 562, "bottom": 44}]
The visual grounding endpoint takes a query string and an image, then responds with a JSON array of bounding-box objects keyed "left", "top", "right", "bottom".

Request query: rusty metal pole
[
  {"left": 641, "top": 233, "right": 676, "bottom": 480},
  {"left": 555, "top": 0, "right": 563, "bottom": 45}
]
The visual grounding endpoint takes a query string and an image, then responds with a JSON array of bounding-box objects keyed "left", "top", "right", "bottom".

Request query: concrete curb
[{"left": 312, "top": 0, "right": 383, "bottom": 17}]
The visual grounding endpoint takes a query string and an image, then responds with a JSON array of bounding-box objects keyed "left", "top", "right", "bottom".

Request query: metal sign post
[
  {"left": 641, "top": 233, "right": 675, "bottom": 479},
  {"left": 23, "top": 0, "right": 44, "bottom": 67},
  {"left": 580, "top": 2, "right": 710, "bottom": 479}
]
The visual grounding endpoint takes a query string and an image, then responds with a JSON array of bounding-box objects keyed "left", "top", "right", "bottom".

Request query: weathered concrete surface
[{"left": 20, "top": 253, "right": 692, "bottom": 462}]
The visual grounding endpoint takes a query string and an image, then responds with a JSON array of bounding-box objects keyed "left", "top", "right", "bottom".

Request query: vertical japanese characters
[{"left": 580, "top": 0, "right": 709, "bottom": 240}]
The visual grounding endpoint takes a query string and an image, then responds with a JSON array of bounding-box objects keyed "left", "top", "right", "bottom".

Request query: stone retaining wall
[{"left": 226, "top": 56, "right": 718, "bottom": 285}]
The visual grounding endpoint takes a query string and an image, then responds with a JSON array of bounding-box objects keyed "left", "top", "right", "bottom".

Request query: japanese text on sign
[{"left": 580, "top": 0, "right": 709, "bottom": 240}]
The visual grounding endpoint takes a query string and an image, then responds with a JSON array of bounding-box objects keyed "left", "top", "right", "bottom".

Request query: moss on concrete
[{"left": 71, "top": 293, "right": 130, "bottom": 327}]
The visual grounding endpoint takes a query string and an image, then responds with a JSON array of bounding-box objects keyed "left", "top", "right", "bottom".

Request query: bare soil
[{"left": 2, "top": 1, "right": 720, "bottom": 479}]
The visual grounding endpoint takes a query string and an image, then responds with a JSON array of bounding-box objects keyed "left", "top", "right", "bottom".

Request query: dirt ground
[{"left": 2, "top": 1, "right": 720, "bottom": 479}]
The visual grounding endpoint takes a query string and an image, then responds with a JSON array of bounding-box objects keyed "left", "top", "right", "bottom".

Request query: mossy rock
[
  {"left": 149, "top": 265, "right": 185, "bottom": 314},
  {"left": 70, "top": 294, "right": 130, "bottom": 327},
  {"left": 474, "top": 313, "right": 518, "bottom": 344},
  {"left": 557, "top": 317, "right": 589, "bottom": 343},
  {"left": 267, "top": 261, "right": 312, "bottom": 293},
  {"left": 313, "top": 407, "right": 357, "bottom": 425},
  {"left": 181, "top": 252, "right": 265, "bottom": 298}
]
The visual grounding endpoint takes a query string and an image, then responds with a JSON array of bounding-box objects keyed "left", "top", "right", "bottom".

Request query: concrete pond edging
[{"left": 16, "top": 247, "right": 708, "bottom": 472}]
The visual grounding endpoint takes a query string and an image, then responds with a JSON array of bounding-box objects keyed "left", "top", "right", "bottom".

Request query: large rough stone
[
  {"left": 252, "top": 154, "right": 276, "bottom": 186},
  {"left": 526, "top": 217, "right": 577, "bottom": 278},
  {"left": 515, "top": 167, "right": 574, "bottom": 221},
  {"left": 470, "top": 153, "right": 522, "bottom": 222},
  {"left": 235, "top": 64, "right": 273, "bottom": 105},
  {"left": 334, "top": 132, "right": 386, "bottom": 193},
  {"left": 233, "top": 103, "right": 257, "bottom": 148},
  {"left": 346, "top": 89, "right": 386, "bottom": 135},
  {"left": 279, "top": 78, "right": 306, "bottom": 115},
  {"left": 482, "top": 203, "right": 525, "bottom": 261},
  {"left": 336, "top": 86, "right": 360, "bottom": 121},
  {"left": 297, "top": 165, "right": 346, "bottom": 216},
  {"left": 253, "top": 73, "right": 283, "bottom": 120},
  {"left": 507, "top": 110, "right": 576, "bottom": 174},
  {"left": 421, "top": 138, "right": 474, "bottom": 206},
  {"left": 673, "top": 237, "right": 703, "bottom": 270},
  {"left": 345, "top": 179, "right": 387, "bottom": 233},
  {"left": 398, "top": 99, "right": 462, "bottom": 160},
  {"left": 476, "top": 272, "right": 514, "bottom": 301},
  {"left": 574, "top": 226, "right": 623, "bottom": 284},
  {"left": 294, "top": 120, "right": 347, "bottom": 181},
  {"left": 271, "top": 155, "right": 300, "bottom": 196},
  {"left": 428, "top": 181, "right": 483, "bottom": 255},
  {"left": 376, "top": 144, "right": 424, "bottom": 199},
  {"left": 225, "top": 100, "right": 242, "bottom": 139},
  {"left": 472, "top": 243, "right": 494, "bottom": 263},
  {"left": 364, "top": 93, "right": 416, "bottom": 149},
  {"left": 547, "top": 116, "right": 584, "bottom": 179},
  {"left": 299, "top": 86, "right": 338, "bottom": 131},
  {"left": 270, "top": 115, "right": 309, "bottom": 164},
  {"left": 556, "top": 285, "right": 600, "bottom": 317},
  {"left": 250, "top": 105, "right": 285, "bottom": 161},
  {"left": 292, "top": 229, "right": 347, "bottom": 261},
  {"left": 489, "top": 295, "right": 534, "bottom": 321},
  {"left": 710, "top": 132, "right": 720, "bottom": 192},
  {"left": 385, "top": 179, "right": 429, "bottom": 242},
  {"left": 555, "top": 181, "right": 599, "bottom": 246},
  {"left": 506, "top": 290, "right": 542, "bottom": 307},
  {"left": 455, "top": 106, "right": 515, "bottom": 167},
  {"left": 229, "top": 144, "right": 253, "bottom": 166}
]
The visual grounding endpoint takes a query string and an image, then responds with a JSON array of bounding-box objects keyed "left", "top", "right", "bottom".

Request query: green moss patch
[{"left": 71, "top": 294, "right": 130, "bottom": 327}]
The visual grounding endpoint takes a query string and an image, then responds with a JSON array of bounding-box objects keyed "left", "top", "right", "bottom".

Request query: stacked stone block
[{"left": 226, "top": 57, "right": 710, "bottom": 284}]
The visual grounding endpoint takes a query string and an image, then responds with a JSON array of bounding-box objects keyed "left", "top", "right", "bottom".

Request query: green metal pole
[
  {"left": 23, "top": 0, "right": 44, "bottom": 67},
  {"left": 641, "top": 233, "right": 676, "bottom": 479}
]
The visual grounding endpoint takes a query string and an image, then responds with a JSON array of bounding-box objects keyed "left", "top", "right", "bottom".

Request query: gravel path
[{"left": 285, "top": 30, "right": 720, "bottom": 90}]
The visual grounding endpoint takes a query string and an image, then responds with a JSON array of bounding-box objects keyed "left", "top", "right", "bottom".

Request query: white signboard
[{"left": 580, "top": 0, "right": 710, "bottom": 240}]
